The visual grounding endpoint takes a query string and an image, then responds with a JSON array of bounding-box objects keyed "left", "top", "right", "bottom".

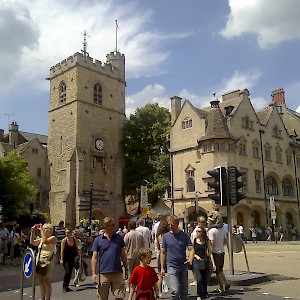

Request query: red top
[{"left": 129, "top": 265, "right": 158, "bottom": 290}]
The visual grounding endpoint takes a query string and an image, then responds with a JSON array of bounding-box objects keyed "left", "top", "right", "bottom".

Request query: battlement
[{"left": 49, "top": 52, "right": 122, "bottom": 79}]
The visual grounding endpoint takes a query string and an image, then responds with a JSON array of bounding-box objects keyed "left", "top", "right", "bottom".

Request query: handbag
[
  {"left": 197, "top": 259, "right": 206, "bottom": 270},
  {"left": 36, "top": 260, "right": 50, "bottom": 276},
  {"left": 35, "top": 242, "right": 54, "bottom": 276}
]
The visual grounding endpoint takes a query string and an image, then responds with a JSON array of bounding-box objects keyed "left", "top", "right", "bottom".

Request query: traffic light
[
  {"left": 228, "top": 166, "right": 247, "bottom": 205},
  {"left": 207, "top": 166, "right": 227, "bottom": 206}
]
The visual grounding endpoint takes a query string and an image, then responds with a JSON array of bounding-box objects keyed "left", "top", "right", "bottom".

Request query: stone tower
[{"left": 48, "top": 49, "right": 126, "bottom": 227}]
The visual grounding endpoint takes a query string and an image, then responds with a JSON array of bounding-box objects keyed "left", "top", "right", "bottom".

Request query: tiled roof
[
  {"left": 257, "top": 106, "right": 273, "bottom": 125},
  {"left": 199, "top": 100, "right": 237, "bottom": 141},
  {"left": 19, "top": 131, "right": 48, "bottom": 145}
]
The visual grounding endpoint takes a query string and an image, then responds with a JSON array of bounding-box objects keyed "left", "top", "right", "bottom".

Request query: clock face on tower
[{"left": 95, "top": 138, "right": 104, "bottom": 151}]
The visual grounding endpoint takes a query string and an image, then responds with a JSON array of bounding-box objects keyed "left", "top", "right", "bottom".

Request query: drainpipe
[{"left": 259, "top": 129, "right": 269, "bottom": 226}]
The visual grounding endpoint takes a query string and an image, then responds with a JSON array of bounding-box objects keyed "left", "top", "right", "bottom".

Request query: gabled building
[
  {"left": 0, "top": 122, "right": 50, "bottom": 213},
  {"left": 169, "top": 89, "right": 300, "bottom": 235}
]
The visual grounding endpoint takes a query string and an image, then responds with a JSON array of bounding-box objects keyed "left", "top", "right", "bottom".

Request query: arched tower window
[
  {"left": 59, "top": 81, "right": 66, "bottom": 104},
  {"left": 282, "top": 178, "right": 293, "bottom": 196},
  {"left": 94, "top": 83, "right": 102, "bottom": 105},
  {"left": 266, "top": 176, "right": 278, "bottom": 195}
]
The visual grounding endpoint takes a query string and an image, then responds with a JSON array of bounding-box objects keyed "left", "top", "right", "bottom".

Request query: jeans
[
  {"left": 192, "top": 260, "right": 208, "bottom": 298},
  {"left": 167, "top": 264, "right": 189, "bottom": 300}
]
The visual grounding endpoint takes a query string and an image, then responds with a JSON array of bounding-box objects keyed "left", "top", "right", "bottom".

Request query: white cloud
[
  {"left": 0, "top": 0, "right": 39, "bottom": 92},
  {"left": 220, "top": 0, "right": 300, "bottom": 48},
  {"left": 251, "top": 97, "right": 269, "bottom": 111},
  {"left": 0, "top": 0, "right": 189, "bottom": 96},
  {"left": 125, "top": 84, "right": 168, "bottom": 116},
  {"left": 220, "top": 69, "right": 263, "bottom": 94}
]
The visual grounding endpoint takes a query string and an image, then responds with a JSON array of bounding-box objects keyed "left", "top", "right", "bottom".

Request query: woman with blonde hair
[
  {"left": 30, "top": 223, "right": 57, "bottom": 300},
  {"left": 155, "top": 218, "right": 169, "bottom": 298}
]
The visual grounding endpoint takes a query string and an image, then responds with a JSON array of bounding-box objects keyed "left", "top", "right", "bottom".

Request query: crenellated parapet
[{"left": 49, "top": 52, "right": 123, "bottom": 79}]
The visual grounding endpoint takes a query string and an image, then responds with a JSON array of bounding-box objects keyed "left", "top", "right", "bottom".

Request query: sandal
[{"left": 212, "top": 288, "right": 223, "bottom": 293}]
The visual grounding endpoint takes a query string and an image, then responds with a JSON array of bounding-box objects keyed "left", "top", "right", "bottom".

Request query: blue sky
[{"left": 1, "top": 0, "right": 300, "bottom": 135}]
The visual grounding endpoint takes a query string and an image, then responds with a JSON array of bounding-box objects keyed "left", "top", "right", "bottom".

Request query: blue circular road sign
[{"left": 23, "top": 251, "right": 34, "bottom": 278}]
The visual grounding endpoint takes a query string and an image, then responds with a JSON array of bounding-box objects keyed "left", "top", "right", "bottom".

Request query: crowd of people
[{"left": 0, "top": 211, "right": 299, "bottom": 300}]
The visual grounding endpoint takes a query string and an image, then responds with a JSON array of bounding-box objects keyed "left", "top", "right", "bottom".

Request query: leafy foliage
[
  {"left": 123, "top": 103, "right": 171, "bottom": 205},
  {"left": 0, "top": 151, "right": 37, "bottom": 220}
]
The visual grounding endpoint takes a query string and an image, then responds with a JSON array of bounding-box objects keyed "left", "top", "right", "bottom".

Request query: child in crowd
[{"left": 128, "top": 248, "right": 160, "bottom": 300}]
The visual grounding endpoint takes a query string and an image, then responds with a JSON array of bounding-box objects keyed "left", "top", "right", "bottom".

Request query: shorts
[
  {"left": 97, "top": 272, "right": 124, "bottom": 300},
  {"left": 212, "top": 252, "right": 225, "bottom": 275},
  {"left": 0, "top": 243, "right": 8, "bottom": 255}
]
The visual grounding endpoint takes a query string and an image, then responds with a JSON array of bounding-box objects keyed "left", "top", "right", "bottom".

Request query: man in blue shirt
[
  {"left": 161, "top": 215, "right": 194, "bottom": 300},
  {"left": 91, "top": 217, "right": 129, "bottom": 300}
]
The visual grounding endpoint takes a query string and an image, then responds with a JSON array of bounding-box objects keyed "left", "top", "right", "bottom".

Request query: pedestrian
[
  {"left": 237, "top": 224, "right": 247, "bottom": 243},
  {"left": 207, "top": 216, "right": 230, "bottom": 293},
  {"left": 128, "top": 248, "right": 160, "bottom": 300},
  {"left": 30, "top": 223, "right": 57, "bottom": 300},
  {"left": 266, "top": 226, "right": 272, "bottom": 241},
  {"left": 60, "top": 227, "right": 80, "bottom": 292},
  {"left": 187, "top": 222, "right": 197, "bottom": 287},
  {"left": 91, "top": 217, "right": 129, "bottom": 300},
  {"left": 249, "top": 226, "right": 257, "bottom": 243},
  {"left": 192, "top": 227, "right": 215, "bottom": 300},
  {"left": 0, "top": 222, "right": 9, "bottom": 265},
  {"left": 55, "top": 221, "right": 66, "bottom": 264},
  {"left": 160, "top": 215, "right": 194, "bottom": 300},
  {"left": 136, "top": 218, "right": 151, "bottom": 249},
  {"left": 155, "top": 218, "right": 169, "bottom": 297},
  {"left": 279, "top": 225, "right": 284, "bottom": 241},
  {"left": 12, "top": 226, "right": 22, "bottom": 265},
  {"left": 124, "top": 221, "right": 144, "bottom": 292},
  {"left": 72, "top": 230, "right": 84, "bottom": 287}
]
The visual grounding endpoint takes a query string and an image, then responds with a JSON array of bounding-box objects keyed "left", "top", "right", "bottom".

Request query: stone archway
[{"left": 92, "top": 208, "right": 105, "bottom": 226}]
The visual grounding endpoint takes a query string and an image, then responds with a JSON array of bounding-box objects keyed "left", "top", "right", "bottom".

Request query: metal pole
[
  {"left": 170, "top": 151, "right": 175, "bottom": 215},
  {"left": 225, "top": 162, "right": 234, "bottom": 275},
  {"left": 89, "top": 181, "right": 93, "bottom": 224}
]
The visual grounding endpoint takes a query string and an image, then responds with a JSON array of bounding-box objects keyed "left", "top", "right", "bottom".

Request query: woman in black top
[
  {"left": 60, "top": 227, "right": 79, "bottom": 292},
  {"left": 192, "top": 228, "right": 215, "bottom": 300}
]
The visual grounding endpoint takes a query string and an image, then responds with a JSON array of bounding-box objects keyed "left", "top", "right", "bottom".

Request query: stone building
[
  {"left": 0, "top": 122, "right": 49, "bottom": 213},
  {"left": 47, "top": 50, "right": 126, "bottom": 227},
  {"left": 169, "top": 88, "right": 300, "bottom": 235}
]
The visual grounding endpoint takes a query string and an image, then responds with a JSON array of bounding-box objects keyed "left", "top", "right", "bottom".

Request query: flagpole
[{"left": 115, "top": 20, "right": 118, "bottom": 53}]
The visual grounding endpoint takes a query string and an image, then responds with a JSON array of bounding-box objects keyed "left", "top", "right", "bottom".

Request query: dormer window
[
  {"left": 182, "top": 118, "right": 192, "bottom": 129},
  {"left": 241, "top": 115, "right": 253, "bottom": 129},
  {"left": 272, "top": 125, "right": 282, "bottom": 138}
]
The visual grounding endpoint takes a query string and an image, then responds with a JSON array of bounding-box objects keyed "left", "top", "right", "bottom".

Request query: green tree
[
  {"left": 124, "top": 103, "right": 171, "bottom": 205},
  {"left": 0, "top": 151, "right": 37, "bottom": 220}
]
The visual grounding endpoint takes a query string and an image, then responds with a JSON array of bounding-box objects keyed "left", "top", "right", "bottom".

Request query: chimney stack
[
  {"left": 8, "top": 121, "right": 19, "bottom": 147},
  {"left": 170, "top": 96, "right": 182, "bottom": 125},
  {"left": 271, "top": 88, "right": 285, "bottom": 106}
]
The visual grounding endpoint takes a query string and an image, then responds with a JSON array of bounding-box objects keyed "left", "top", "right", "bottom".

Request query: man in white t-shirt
[
  {"left": 136, "top": 218, "right": 151, "bottom": 249},
  {"left": 208, "top": 216, "right": 230, "bottom": 293}
]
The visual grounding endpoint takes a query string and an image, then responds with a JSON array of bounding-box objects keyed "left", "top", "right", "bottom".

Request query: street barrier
[{"left": 20, "top": 248, "right": 36, "bottom": 300}]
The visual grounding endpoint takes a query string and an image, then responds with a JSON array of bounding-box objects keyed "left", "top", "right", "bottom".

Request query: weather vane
[{"left": 81, "top": 30, "right": 90, "bottom": 59}]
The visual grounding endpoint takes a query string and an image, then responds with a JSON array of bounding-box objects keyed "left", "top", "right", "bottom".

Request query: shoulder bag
[{"left": 36, "top": 243, "right": 54, "bottom": 276}]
